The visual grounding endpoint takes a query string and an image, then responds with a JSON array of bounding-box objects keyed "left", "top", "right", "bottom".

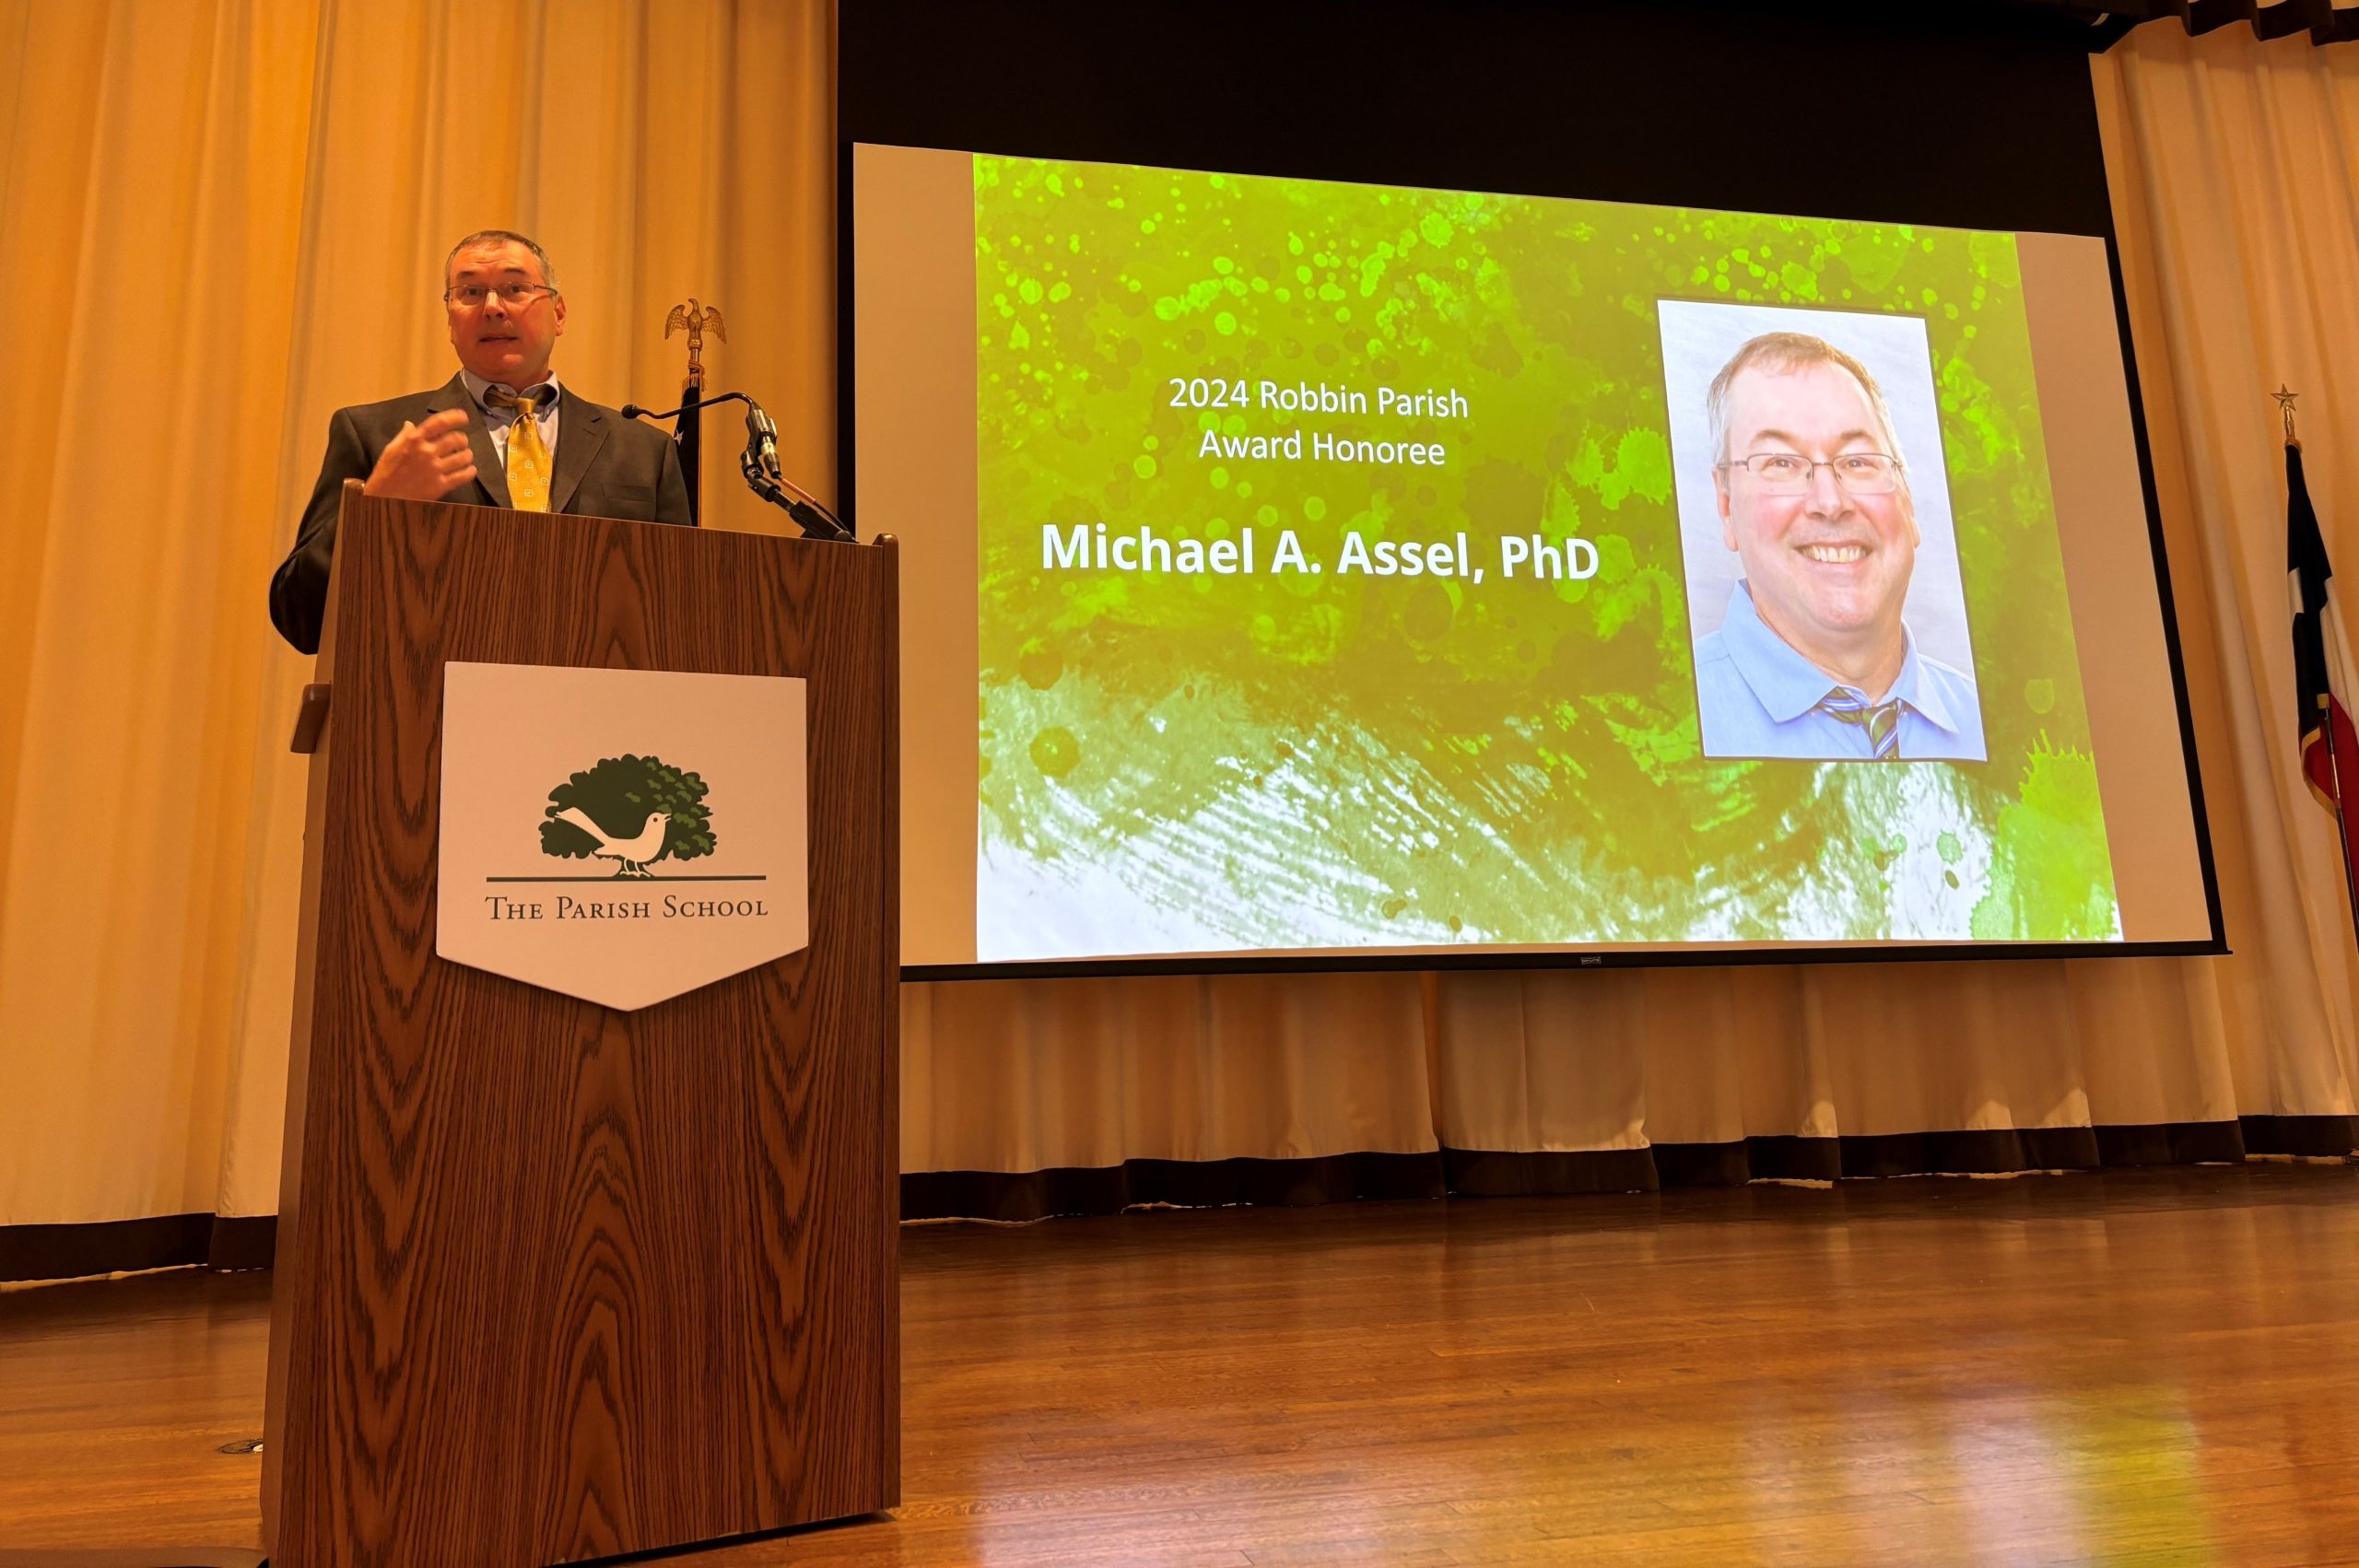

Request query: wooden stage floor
[{"left": 3, "top": 1164, "right": 2356, "bottom": 1566}]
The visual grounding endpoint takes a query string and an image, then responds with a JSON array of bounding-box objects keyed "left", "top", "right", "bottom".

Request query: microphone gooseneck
[
  {"left": 623, "top": 390, "right": 752, "bottom": 423},
  {"left": 624, "top": 390, "right": 855, "bottom": 542}
]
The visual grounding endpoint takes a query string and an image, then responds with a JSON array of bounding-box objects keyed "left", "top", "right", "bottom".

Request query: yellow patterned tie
[{"left": 486, "top": 386, "right": 552, "bottom": 512}]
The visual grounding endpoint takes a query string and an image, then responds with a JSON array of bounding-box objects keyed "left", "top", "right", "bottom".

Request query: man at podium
[{"left": 268, "top": 229, "right": 693, "bottom": 653}]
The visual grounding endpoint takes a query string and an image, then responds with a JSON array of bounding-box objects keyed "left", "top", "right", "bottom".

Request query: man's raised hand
[{"left": 363, "top": 408, "right": 478, "bottom": 500}]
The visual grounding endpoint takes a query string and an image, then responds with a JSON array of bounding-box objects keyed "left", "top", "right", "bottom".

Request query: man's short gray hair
[
  {"left": 1705, "top": 330, "right": 1906, "bottom": 477},
  {"left": 443, "top": 229, "right": 560, "bottom": 294}
]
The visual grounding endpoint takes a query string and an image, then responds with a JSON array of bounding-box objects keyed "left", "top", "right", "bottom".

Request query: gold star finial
[{"left": 2273, "top": 385, "right": 2300, "bottom": 446}]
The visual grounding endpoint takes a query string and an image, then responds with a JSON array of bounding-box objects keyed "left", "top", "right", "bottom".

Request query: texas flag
[{"left": 2288, "top": 444, "right": 2359, "bottom": 855}]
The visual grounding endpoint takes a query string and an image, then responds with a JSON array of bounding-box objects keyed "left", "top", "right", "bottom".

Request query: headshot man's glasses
[
  {"left": 1717, "top": 451, "right": 1904, "bottom": 496},
  {"left": 444, "top": 282, "right": 557, "bottom": 309}
]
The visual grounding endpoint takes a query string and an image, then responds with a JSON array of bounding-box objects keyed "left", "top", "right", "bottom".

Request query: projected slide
[{"left": 857, "top": 145, "right": 2213, "bottom": 967}]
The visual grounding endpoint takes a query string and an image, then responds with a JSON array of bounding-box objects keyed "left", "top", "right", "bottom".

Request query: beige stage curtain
[
  {"left": 2092, "top": 21, "right": 2359, "bottom": 1121},
  {"left": 0, "top": 0, "right": 836, "bottom": 1230},
  {"left": 5, "top": 4, "right": 2355, "bottom": 1240}
]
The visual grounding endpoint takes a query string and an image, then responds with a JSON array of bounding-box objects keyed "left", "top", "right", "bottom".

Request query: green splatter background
[{"left": 973, "top": 153, "right": 2118, "bottom": 957}]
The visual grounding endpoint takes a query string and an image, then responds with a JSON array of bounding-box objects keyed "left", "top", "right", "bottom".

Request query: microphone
[
  {"left": 626, "top": 388, "right": 854, "bottom": 541},
  {"left": 736, "top": 397, "right": 854, "bottom": 542},
  {"left": 745, "top": 400, "right": 783, "bottom": 483}
]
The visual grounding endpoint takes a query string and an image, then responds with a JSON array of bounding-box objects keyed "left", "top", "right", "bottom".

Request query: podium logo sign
[
  {"left": 438, "top": 662, "right": 808, "bottom": 1011},
  {"left": 541, "top": 755, "right": 716, "bottom": 877}
]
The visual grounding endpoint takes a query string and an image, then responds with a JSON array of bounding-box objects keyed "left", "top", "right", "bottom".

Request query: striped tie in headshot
[
  {"left": 486, "top": 386, "right": 552, "bottom": 512},
  {"left": 1818, "top": 688, "right": 1903, "bottom": 760}
]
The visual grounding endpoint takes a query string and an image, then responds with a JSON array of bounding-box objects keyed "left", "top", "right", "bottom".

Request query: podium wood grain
[{"left": 264, "top": 487, "right": 898, "bottom": 1566}]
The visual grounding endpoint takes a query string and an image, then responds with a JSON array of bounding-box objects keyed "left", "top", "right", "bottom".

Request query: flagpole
[{"left": 665, "top": 299, "right": 725, "bottom": 525}]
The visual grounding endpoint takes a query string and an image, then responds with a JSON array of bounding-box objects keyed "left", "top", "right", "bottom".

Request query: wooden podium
[{"left": 264, "top": 486, "right": 898, "bottom": 1565}]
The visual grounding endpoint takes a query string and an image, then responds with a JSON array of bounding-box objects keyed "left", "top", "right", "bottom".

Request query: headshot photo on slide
[{"left": 1659, "top": 298, "right": 1987, "bottom": 763}]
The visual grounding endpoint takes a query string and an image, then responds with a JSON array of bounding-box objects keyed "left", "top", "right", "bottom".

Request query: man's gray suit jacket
[{"left": 268, "top": 373, "right": 694, "bottom": 654}]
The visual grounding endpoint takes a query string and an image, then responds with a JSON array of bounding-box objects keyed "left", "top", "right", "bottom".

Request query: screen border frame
[{"left": 837, "top": 2, "right": 2225, "bottom": 979}]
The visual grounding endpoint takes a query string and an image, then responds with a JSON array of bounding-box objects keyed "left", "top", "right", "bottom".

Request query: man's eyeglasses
[
  {"left": 1718, "top": 451, "right": 1903, "bottom": 496},
  {"left": 444, "top": 281, "right": 558, "bottom": 309}
]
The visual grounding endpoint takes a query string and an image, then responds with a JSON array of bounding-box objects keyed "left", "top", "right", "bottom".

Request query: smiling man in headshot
[
  {"left": 1690, "top": 331, "right": 1984, "bottom": 762},
  {"left": 268, "top": 229, "right": 693, "bottom": 654}
]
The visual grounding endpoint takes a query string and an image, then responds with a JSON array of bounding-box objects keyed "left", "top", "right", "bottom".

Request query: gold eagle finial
[{"left": 665, "top": 298, "right": 726, "bottom": 381}]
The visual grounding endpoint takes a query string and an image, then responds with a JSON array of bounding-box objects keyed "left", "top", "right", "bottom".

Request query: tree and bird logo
[{"left": 538, "top": 755, "right": 716, "bottom": 878}]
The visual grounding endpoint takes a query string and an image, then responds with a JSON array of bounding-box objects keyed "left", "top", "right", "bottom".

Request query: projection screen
[{"left": 852, "top": 142, "right": 2218, "bottom": 975}]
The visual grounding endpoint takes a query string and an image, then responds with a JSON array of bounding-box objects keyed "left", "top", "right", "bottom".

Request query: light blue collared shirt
[
  {"left": 459, "top": 369, "right": 562, "bottom": 473},
  {"left": 1694, "top": 581, "right": 1986, "bottom": 761}
]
